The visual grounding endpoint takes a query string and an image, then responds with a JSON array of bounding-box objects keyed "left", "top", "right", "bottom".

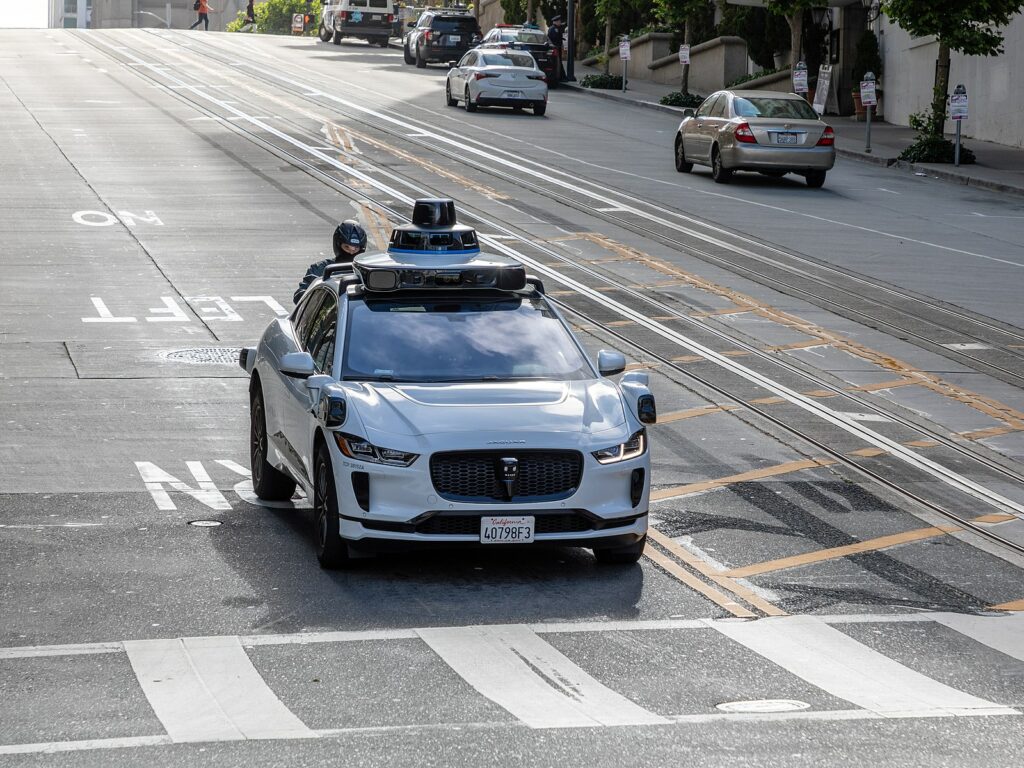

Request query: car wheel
[
  {"left": 415, "top": 44, "right": 426, "bottom": 68},
  {"left": 403, "top": 42, "right": 414, "bottom": 65},
  {"left": 711, "top": 146, "right": 732, "bottom": 184},
  {"left": 250, "top": 388, "right": 296, "bottom": 501},
  {"left": 377, "top": 38, "right": 390, "bottom": 48},
  {"left": 533, "top": 102, "right": 546, "bottom": 116},
  {"left": 674, "top": 135, "right": 692, "bottom": 173},
  {"left": 318, "top": 23, "right": 332, "bottom": 42},
  {"left": 332, "top": 31, "right": 342, "bottom": 45},
  {"left": 593, "top": 535, "right": 647, "bottom": 565},
  {"left": 445, "top": 81, "right": 458, "bottom": 107},
  {"left": 464, "top": 85, "right": 477, "bottom": 112},
  {"left": 313, "top": 443, "right": 352, "bottom": 570},
  {"left": 805, "top": 170, "right": 827, "bottom": 188}
]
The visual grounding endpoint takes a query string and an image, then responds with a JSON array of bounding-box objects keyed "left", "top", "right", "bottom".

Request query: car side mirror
[
  {"left": 280, "top": 351, "right": 316, "bottom": 379},
  {"left": 597, "top": 350, "right": 626, "bottom": 377},
  {"left": 681, "top": 108, "right": 695, "bottom": 119},
  {"left": 407, "top": 21, "right": 415, "bottom": 27}
]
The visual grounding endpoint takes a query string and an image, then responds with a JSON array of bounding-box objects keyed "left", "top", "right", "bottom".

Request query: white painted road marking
[
  {"left": 708, "top": 614, "right": 1016, "bottom": 718},
  {"left": 932, "top": 612, "right": 1024, "bottom": 663},
  {"left": 418, "top": 624, "right": 669, "bottom": 728},
  {"left": 124, "top": 636, "right": 316, "bottom": 742}
]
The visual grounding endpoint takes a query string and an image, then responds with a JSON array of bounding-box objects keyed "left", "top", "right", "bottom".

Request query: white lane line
[
  {"left": 418, "top": 624, "right": 668, "bottom": 728},
  {"left": 932, "top": 612, "right": 1024, "bottom": 663},
  {"left": 0, "top": 642, "right": 122, "bottom": 660},
  {"left": 0, "top": 735, "right": 172, "bottom": 756},
  {"left": 124, "top": 636, "right": 316, "bottom": 742},
  {"left": 707, "top": 615, "right": 1016, "bottom": 718}
]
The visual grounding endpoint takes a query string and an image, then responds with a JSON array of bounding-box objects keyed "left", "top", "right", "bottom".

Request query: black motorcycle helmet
[{"left": 332, "top": 220, "right": 368, "bottom": 261}]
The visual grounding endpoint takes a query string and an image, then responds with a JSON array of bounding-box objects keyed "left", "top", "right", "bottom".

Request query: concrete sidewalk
[{"left": 561, "top": 62, "right": 1024, "bottom": 198}]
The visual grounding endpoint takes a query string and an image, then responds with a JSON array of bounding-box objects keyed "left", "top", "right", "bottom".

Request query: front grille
[
  {"left": 415, "top": 512, "right": 595, "bottom": 536},
  {"left": 430, "top": 450, "right": 582, "bottom": 503}
]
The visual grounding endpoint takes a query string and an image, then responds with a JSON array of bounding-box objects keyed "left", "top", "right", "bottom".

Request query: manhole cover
[
  {"left": 163, "top": 347, "right": 240, "bottom": 365},
  {"left": 188, "top": 520, "right": 223, "bottom": 527},
  {"left": 716, "top": 699, "right": 810, "bottom": 714}
]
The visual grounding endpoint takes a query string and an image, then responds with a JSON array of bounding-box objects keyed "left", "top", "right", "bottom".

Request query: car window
[
  {"left": 515, "top": 31, "right": 547, "bottom": 44},
  {"left": 709, "top": 95, "right": 729, "bottom": 118},
  {"left": 481, "top": 53, "right": 535, "bottom": 68},
  {"left": 293, "top": 288, "right": 327, "bottom": 342},
  {"left": 733, "top": 96, "right": 820, "bottom": 120},
  {"left": 342, "top": 296, "right": 592, "bottom": 383},
  {"left": 307, "top": 298, "right": 339, "bottom": 374},
  {"left": 695, "top": 94, "right": 719, "bottom": 118},
  {"left": 459, "top": 52, "right": 476, "bottom": 67},
  {"left": 367, "top": 0, "right": 388, "bottom": 7},
  {"left": 417, "top": 14, "right": 431, "bottom": 27}
]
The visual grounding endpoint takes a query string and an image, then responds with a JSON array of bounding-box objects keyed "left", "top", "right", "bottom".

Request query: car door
[
  {"left": 452, "top": 51, "right": 475, "bottom": 93},
  {"left": 705, "top": 93, "right": 732, "bottom": 157},
  {"left": 279, "top": 288, "right": 338, "bottom": 485},
  {"left": 686, "top": 93, "right": 720, "bottom": 162}
]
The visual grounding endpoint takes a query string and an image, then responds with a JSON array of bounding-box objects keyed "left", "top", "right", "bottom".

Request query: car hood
[{"left": 345, "top": 380, "right": 626, "bottom": 438}]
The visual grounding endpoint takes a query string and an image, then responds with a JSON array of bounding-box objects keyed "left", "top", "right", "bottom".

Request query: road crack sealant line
[{"left": 85, "top": 33, "right": 1024, "bottom": 525}]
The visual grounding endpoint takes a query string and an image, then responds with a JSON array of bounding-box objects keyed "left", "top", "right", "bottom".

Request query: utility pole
[{"left": 566, "top": 0, "right": 576, "bottom": 81}]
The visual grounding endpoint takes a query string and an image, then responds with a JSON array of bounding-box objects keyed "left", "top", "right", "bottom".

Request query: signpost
[
  {"left": 619, "top": 36, "right": 630, "bottom": 92},
  {"left": 291, "top": 13, "right": 305, "bottom": 34},
  {"left": 792, "top": 60, "right": 808, "bottom": 95},
  {"left": 812, "top": 64, "right": 832, "bottom": 115},
  {"left": 860, "top": 72, "right": 876, "bottom": 154},
  {"left": 950, "top": 84, "right": 968, "bottom": 167}
]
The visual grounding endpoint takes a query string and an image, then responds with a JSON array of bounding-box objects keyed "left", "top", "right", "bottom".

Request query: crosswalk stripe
[
  {"left": 707, "top": 615, "right": 1016, "bottom": 718},
  {"left": 418, "top": 624, "right": 669, "bottom": 728},
  {"left": 124, "top": 636, "right": 316, "bottom": 742},
  {"left": 932, "top": 612, "right": 1024, "bottom": 663}
]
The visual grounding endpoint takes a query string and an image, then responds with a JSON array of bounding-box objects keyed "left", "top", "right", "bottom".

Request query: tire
[
  {"left": 415, "top": 44, "right": 426, "bottom": 68},
  {"left": 548, "top": 76, "right": 558, "bottom": 90},
  {"left": 674, "top": 135, "right": 692, "bottom": 173},
  {"left": 332, "top": 31, "right": 342, "bottom": 45},
  {"left": 533, "top": 102, "right": 546, "bottom": 116},
  {"left": 593, "top": 535, "right": 647, "bottom": 565},
  {"left": 464, "top": 86, "right": 477, "bottom": 112},
  {"left": 711, "top": 146, "right": 732, "bottom": 184},
  {"left": 313, "top": 443, "right": 352, "bottom": 570},
  {"left": 445, "top": 80, "right": 458, "bottom": 107},
  {"left": 403, "top": 42, "right": 414, "bottom": 65},
  {"left": 250, "top": 388, "right": 296, "bottom": 501},
  {"left": 318, "top": 22, "right": 332, "bottom": 42},
  {"left": 376, "top": 38, "right": 390, "bottom": 48},
  {"left": 805, "top": 170, "right": 827, "bottom": 188}
]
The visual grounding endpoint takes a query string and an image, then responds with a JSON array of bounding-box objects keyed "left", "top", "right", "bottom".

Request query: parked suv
[
  {"left": 319, "top": 0, "right": 395, "bottom": 47},
  {"left": 403, "top": 10, "right": 481, "bottom": 68}
]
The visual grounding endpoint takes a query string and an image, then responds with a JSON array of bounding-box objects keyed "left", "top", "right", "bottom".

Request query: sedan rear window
[
  {"left": 481, "top": 53, "right": 536, "bottom": 68},
  {"left": 733, "top": 97, "right": 819, "bottom": 120},
  {"left": 514, "top": 32, "right": 548, "bottom": 45}
]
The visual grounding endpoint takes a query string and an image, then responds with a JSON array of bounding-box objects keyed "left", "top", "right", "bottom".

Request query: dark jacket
[
  {"left": 294, "top": 258, "right": 333, "bottom": 304},
  {"left": 547, "top": 24, "right": 563, "bottom": 51}
]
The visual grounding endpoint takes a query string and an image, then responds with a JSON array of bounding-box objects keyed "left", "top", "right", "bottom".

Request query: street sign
[
  {"left": 619, "top": 40, "right": 631, "bottom": 61},
  {"left": 678, "top": 44, "right": 689, "bottom": 65},
  {"left": 291, "top": 13, "right": 304, "bottom": 33},
  {"left": 950, "top": 85, "right": 968, "bottom": 121},
  {"left": 860, "top": 80, "right": 877, "bottom": 106},
  {"left": 793, "top": 67, "right": 808, "bottom": 94}
]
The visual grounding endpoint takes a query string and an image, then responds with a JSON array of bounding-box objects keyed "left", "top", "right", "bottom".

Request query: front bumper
[{"left": 722, "top": 143, "right": 836, "bottom": 172}]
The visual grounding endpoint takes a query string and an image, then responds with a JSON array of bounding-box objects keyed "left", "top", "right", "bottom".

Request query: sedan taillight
[
  {"left": 527, "top": 73, "right": 546, "bottom": 80},
  {"left": 387, "top": 14, "right": 394, "bottom": 22},
  {"left": 338, "top": 10, "right": 347, "bottom": 20},
  {"left": 474, "top": 72, "right": 498, "bottom": 80},
  {"left": 817, "top": 126, "right": 835, "bottom": 146},
  {"left": 734, "top": 122, "right": 757, "bottom": 144}
]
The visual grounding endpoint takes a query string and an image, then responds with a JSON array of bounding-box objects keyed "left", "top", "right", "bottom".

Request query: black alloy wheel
[
  {"left": 250, "top": 389, "right": 296, "bottom": 501},
  {"left": 674, "top": 136, "right": 692, "bottom": 173},
  {"left": 313, "top": 444, "right": 351, "bottom": 569}
]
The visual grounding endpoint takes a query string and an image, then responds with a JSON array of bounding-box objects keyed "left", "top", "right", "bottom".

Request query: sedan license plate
[
  {"left": 502, "top": 89, "right": 524, "bottom": 98},
  {"left": 448, "top": 35, "right": 461, "bottom": 43},
  {"left": 480, "top": 516, "right": 535, "bottom": 544},
  {"left": 777, "top": 132, "right": 798, "bottom": 145}
]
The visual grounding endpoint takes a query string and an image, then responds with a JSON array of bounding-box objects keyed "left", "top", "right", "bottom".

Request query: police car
[{"left": 240, "top": 200, "right": 655, "bottom": 569}]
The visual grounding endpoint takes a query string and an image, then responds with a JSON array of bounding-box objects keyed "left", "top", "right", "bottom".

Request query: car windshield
[
  {"left": 433, "top": 18, "right": 476, "bottom": 32},
  {"left": 481, "top": 53, "right": 535, "bottom": 68},
  {"left": 342, "top": 296, "right": 591, "bottom": 383},
  {"left": 732, "top": 96, "right": 820, "bottom": 120}
]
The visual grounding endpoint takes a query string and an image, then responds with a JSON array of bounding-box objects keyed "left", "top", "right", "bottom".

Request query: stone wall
[{"left": 647, "top": 35, "right": 746, "bottom": 95}]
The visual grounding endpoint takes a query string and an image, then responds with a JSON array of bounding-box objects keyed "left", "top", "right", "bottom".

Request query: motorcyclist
[{"left": 294, "top": 220, "right": 368, "bottom": 304}]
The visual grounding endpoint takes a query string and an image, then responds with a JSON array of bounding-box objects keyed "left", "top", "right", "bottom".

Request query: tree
[
  {"left": 654, "top": 0, "right": 710, "bottom": 94},
  {"left": 883, "top": 0, "right": 1024, "bottom": 135},
  {"left": 596, "top": 0, "right": 621, "bottom": 74},
  {"left": 764, "top": 0, "right": 816, "bottom": 67}
]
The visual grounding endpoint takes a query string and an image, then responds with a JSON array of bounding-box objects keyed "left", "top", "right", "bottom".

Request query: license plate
[
  {"left": 480, "top": 515, "right": 534, "bottom": 544},
  {"left": 502, "top": 89, "right": 523, "bottom": 98},
  {"left": 777, "top": 133, "right": 798, "bottom": 145},
  {"left": 449, "top": 35, "right": 461, "bottom": 43},
  {"left": 371, "top": 14, "right": 379, "bottom": 20}
]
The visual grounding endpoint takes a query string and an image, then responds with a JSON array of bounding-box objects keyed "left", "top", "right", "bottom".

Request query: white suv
[
  {"left": 318, "top": 0, "right": 395, "bottom": 47},
  {"left": 240, "top": 200, "right": 655, "bottom": 569}
]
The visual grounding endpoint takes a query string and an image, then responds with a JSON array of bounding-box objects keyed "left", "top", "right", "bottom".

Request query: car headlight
[
  {"left": 591, "top": 429, "right": 647, "bottom": 464},
  {"left": 334, "top": 433, "right": 419, "bottom": 467}
]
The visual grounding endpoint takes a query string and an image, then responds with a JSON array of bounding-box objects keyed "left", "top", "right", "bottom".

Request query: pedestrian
[
  {"left": 239, "top": 0, "right": 256, "bottom": 31},
  {"left": 189, "top": 0, "right": 217, "bottom": 30},
  {"left": 294, "top": 221, "right": 368, "bottom": 304},
  {"left": 547, "top": 15, "right": 566, "bottom": 81}
]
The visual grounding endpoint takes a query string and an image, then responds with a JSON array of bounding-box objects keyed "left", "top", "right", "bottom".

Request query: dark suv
[
  {"left": 403, "top": 11, "right": 481, "bottom": 68},
  {"left": 479, "top": 25, "right": 559, "bottom": 87}
]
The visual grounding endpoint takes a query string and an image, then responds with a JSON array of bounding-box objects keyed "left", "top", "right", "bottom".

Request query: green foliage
[
  {"left": 652, "top": 0, "right": 708, "bottom": 30},
  {"left": 239, "top": 0, "right": 323, "bottom": 36},
  {"left": 882, "top": 0, "right": 1023, "bottom": 56},
  {"left": 660, "top": 90, "right": 703, "bottom": 107},
  {"left": 580, "top": 73, "right": 623, "bottom": 88},
  {"left": 899, "top": 134, "right": 976, "bottom": 164},
  {"left": 716, "top": 6, "right": 789, "bottom": 70},
  {"left": 226, "top": 11, "right": 254, "bottom": 32},
  {"left": 764, "top": 0, "right": 816, "bottom": 15},
  {"left": 727, "top": 67, "right": 779, "bottom": 87},
  {"left": 851, "top": 29, "right": 882, "bottom": 84}
]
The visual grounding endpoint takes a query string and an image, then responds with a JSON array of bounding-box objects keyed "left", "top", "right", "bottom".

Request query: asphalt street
[{"left": 2, "top": 29, "right": 1024, "bottom": 767}]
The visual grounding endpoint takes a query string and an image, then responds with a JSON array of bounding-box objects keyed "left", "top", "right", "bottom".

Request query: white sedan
[
  {"left": 240, "top": 200, "right": 654, "bottom": 568},
  {"left": 445, "top": 48, "right": 548, "bottom": 115}
]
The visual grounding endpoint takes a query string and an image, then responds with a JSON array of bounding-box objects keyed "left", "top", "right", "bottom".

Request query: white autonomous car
[{"left": 240, "top": 199, "right": 656, "bottom": 568}]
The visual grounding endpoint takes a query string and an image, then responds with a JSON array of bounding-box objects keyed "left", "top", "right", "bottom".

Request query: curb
[{"left": 560, "top": 82, "right": 688, "bottom": 118}]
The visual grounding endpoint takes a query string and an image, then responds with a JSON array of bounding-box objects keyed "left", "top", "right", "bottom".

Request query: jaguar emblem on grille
[{"left": 497, "top": 457, "right": 519, "bottom": 499}]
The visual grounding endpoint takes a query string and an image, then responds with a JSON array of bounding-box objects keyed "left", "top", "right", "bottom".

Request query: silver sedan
[
  {"left": 674, "top": 90, "right": 836, "bottom": 187},
  {"left": 446, "top": 49, "right": 548, "bottom": 116}
]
